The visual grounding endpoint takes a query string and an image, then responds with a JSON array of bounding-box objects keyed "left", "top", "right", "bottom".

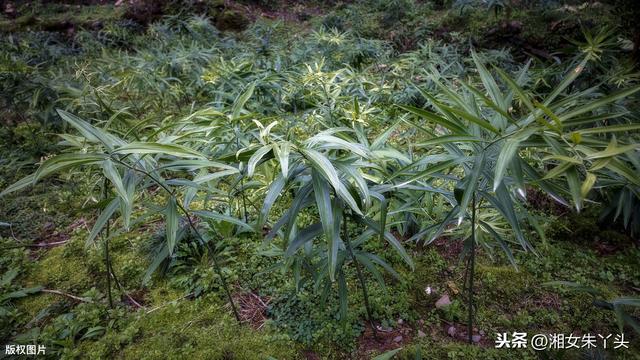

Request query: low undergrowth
[{"left": 1, "top": 1, "right": 639, "bottom": 359}]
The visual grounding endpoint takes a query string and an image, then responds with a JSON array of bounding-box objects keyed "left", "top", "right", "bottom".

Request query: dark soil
[{"left": 355, "top": 322, "right": 413, "bottom": 359}]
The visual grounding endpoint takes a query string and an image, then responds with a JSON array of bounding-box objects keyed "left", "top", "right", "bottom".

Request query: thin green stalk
[
  {"left": 240, "top": 175, "right": 249, "bottom": 222},
  {"left": 104, "top": 231, "right": 113, "bottom": 309},
  {"left": 108, "top": 261, "right": 143, "bottom": 308},
  {"left": 468, "top": 193, "right": 476, "bottom": 344},
  {"left": 235, "top": 134, "right": 249, "bottom": 223},
  {"left": 342, "top": 212, "right": 378, "bottom": 340},
  {"left": 379, "top": 198, "right": 388, "bottom": 246},
  {"left": 110, "top": 156, "right": 241, "bottom": 323},
  {"left": 185, "top": 212, "right": 241, "bottom": 323},
  {"left": 102, "top": 177, "right": 113, "bottom": 309}
]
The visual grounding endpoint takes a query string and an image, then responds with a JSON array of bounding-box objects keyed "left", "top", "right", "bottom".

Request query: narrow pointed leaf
[
  {"left": 165, "top": 197, "right": 179, "bottom": 254},
  {"left": 494, "top": 128, "right": 536, "bottom": 191},
  {"left": 312, "top": 169, "right": 338, "bottom": 281},
  {"left": 259, "top": 174, "right": 286, "bottom": 227},
  {"left": 232, "top": 83, "right": 256, "bottom": 120},
  {"left": 301, "top": 148, "right": 341, "bottom": 190},
  {"left": 114, "top": 142, "right": 206, "bottom": 159},
  {"left": 1, "top": 174, "right": 36, "bottom": 197},
  {"left": 285, "top": 223, "right": 323, "bottom": 257},
  {"left": 247, "top": 144, "right": 273, "bottom": 177},
  {"left": 274, "top": 141, "right": 291, "bottom": 178},
  {"left": 362, "top": 217, "right": 414, "bottom": 270},
  {"left": 193, "top": 210, "right": 254, "bottom": 232},
  {"left": 86, "top": 197, "right": 119, "bottom": 246},
  {"left": 57, "top": 109, "right": 123, "bottom": 149},
  {"left": 34, "top": 153, "right": 106, "bottom": 182}
]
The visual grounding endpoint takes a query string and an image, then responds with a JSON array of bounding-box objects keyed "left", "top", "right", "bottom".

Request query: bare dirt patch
[
  {"left": 233, "top": 290, "right": 271, "bottom": 330},
  {"left": 431, "top": 236, "right": 464, "bottom": 262},
  {"left": 355, "top": 323, "right": 414, "bottom": 359}
]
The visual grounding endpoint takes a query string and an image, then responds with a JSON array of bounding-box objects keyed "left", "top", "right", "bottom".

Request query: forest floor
[{"left": 1, "top": 1, "right": 639, "bottom": 359}]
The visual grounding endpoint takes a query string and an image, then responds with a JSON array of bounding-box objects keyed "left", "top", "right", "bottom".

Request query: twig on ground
[{"left": 41, "top": 289, "right": 93, "bottom": 303}]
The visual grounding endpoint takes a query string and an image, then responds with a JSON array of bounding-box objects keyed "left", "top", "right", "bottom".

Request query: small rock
[
  {"left": 393, "top": 335, "right": 403, "bottom": 343},
  {"left": 417, "top": 330, "right": 426, "bottom": 338},
  {"left": 424, "top": 286, "right": 432, "bottom": 295},
  {"left": 472, "top": 335, "right": 482, "bottom": 343},
  {"left": 435, "top": 294, "right": 452, "bottom": 308},
  {"left": 447, "top": 326, "right": 456, "bottom": 337},
  {"left": 398, "top": 318, "right": 404, "bottom": 325}
]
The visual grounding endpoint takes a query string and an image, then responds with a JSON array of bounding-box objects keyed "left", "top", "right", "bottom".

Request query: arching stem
[
  {"left": 110, "top": 157, "right": 241, "bottom": 323},
  {"left": 467, "top": 193, "right": 476, "bottom": 344}
]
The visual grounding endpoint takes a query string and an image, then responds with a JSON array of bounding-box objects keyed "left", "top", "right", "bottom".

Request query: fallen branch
[
  {"left": 41, "top": 289, "right": 93, "bottom": 303},
  {"left": 121, "top": 289, "right": 144, "bottom": 309},
  {"left": 0, "top": 240, "right": 70, "bottom": 250}
]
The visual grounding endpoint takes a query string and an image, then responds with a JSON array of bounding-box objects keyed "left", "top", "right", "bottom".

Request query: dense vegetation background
[{"left": 1, "top": 0, "right": 639, "bottom": 359}]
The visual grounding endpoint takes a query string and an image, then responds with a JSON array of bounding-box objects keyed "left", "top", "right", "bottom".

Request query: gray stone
[
  {"left": 447, "top": 326, "right": 456, "bottom": 337},
  {"left": 435, "top": 294, "right": 452, "bottom": 308}
]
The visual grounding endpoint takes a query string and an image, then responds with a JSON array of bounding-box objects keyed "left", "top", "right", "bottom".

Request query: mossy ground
[
  {"left": 72, "top": 293, "right": 298, "bottom": 360},
  {"left": 9, "top": 194, "right": 637, "bottom": 359}
]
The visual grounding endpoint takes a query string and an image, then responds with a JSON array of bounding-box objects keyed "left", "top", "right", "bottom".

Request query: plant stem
[
  {"left": 109, "top": 156, "right": 241, "bottom": 323},
  {"left": 235, "top": 133, "right": 249, "bottom": 223},
  {"left": 108, "top": 263, "right": 144, "bottom": 309},
  {"left": 468, "top": 193, "right": 476, "bottom": 344},
  {"left": 186, "top": 214, "right": 241, "bottom": 323},
  {"left": 240, "top": 175, "right": 249, "bottom": 222},
  {"left": 102, "top": 177, "right": 113, "bottom": 309},
  {"left": 105, "top": 232, "right": 113, "bottom": 309},
  {"left": 379, "top": 198, "right": 388, "bottom": 245},
  {"left": 342, "top": 212, "right": 378, "bottom": 340}
]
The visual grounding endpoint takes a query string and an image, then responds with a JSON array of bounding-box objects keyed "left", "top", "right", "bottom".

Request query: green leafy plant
[
  {"left": 397, "top": 51, "right": 640, "bottom": 342},
  {"left": 246, "top": 123, "right": 414, "bottom": 335},
  {"left": 1, "top": 269, "right": 42, "bottom": 339},
  {"left": 0, "top": 108, "right": 257, "bottom": 321},
  {"left": 2, "top": 4, "right": 640, "bottom": 356}
]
